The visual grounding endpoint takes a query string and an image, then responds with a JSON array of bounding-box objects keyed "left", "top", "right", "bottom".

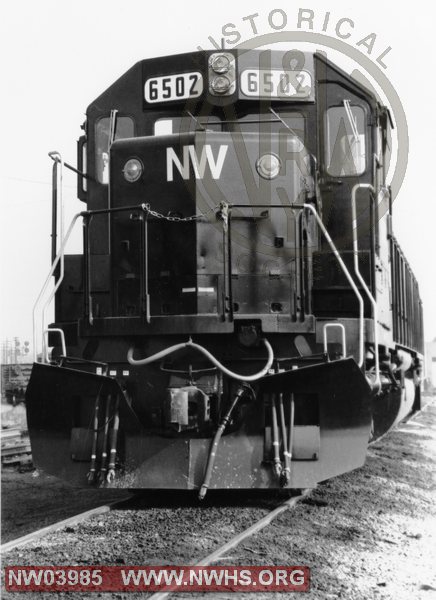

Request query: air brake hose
[
  {"left": 87, "top": 389, "right": 101, "bottom": 484},
  {"left": 98, "top": 395, "right": 112, "bottom": 485},
  {"left": 271, "top": 395, "right": 283, "bottom": 479},
  {"left": 278, "top": 392, "right": 291, "bottom": 487},
  {"left": 198, "top": 385, "right": 249, "bottom": 500},
  {"left": 287, "top": 395, "right": 295, "bottom": 478},
  {"left": 106, "top": 395, "right": 120, "bottom": 484},
  {"left": 127, "top": 338, "right": 274, "bottom": 382}
]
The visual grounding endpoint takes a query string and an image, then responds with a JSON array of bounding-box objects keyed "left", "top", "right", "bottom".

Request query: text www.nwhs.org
[{"left": 6, "top": 566, "right": 310, "bottom": 592}]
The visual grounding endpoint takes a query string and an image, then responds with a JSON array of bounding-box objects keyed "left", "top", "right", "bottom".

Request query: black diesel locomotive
[{"left": 27, "top": 50, "right": 423, "bottom": 495}]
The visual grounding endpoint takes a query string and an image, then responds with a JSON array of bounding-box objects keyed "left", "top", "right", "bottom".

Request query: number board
[
  {"left": 144, "top": 72, "right": 203, "bottom": 104},
  {"left": 240, "top": 69, "right": 312, "bottom": 99}
]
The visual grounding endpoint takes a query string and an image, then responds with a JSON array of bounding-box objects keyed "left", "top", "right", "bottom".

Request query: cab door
[{"left": 313, "top": 55, "right": 376, "bottom": 317}]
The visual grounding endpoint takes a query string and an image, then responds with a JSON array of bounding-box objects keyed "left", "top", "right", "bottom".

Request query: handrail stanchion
[
  {"left": 48, "top": 152, "right": 64, "bottom": 263},
  {"left": 143, "top": 211, "right": 151, "bottom": 323},
  {"left": 351, "top": 184, "right": 381, "bottom": 390},
  {"left": 50, "top": 159, "right": 58, "bottom": 264},
  {"left": 83, "top": 215, "right": 93, "bottom": 325}
]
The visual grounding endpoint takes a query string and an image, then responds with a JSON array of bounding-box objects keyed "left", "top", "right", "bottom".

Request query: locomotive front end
[{"left": 26, "top": 48, "right": 420, "bottom": 493}]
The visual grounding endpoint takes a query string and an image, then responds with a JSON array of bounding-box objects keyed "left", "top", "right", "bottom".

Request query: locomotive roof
[{"left": 87, "top": 49, "right": 379, "bottom": 117}]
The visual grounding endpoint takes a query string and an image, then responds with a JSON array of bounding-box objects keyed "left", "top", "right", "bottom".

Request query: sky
[{"left": 1, "top": 0, "right": 436, "bottom": 355}]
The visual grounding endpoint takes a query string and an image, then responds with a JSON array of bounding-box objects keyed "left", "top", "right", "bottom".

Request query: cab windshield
[{"left": 95, "top": 116, "right": 135, "bottom": 184}]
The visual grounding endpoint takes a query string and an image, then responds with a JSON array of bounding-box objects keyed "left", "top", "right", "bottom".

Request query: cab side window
[{"left": 325, "top": 105, "right": 366, "bottom": 177}]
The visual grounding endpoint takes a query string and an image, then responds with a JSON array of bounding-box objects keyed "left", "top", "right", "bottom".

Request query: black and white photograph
[{"left": 1, "top": 1, "right": 435, "bottom": 598}]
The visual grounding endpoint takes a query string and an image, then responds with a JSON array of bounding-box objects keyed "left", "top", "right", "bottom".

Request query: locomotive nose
[
  {"left": 109, "top": 129, "right": 310, "bottom": 210},
  {"left": 107, "top": 130, "right": 312, "bottom": 321}
]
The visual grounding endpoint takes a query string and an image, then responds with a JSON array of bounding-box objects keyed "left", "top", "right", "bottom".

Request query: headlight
[
  {"left": 210, "top": 54, "right": 230, "bottom": 74},
  {"left": 256, "top": 153, "right": 281, "bottom": 179},
  {"left": 210, "top": 75, "right": 231, "bottom": 95},
  {"left": 123, "top": 158, "right": 143, "bottom": 182},
  {"left": 208, "top": 53, "right": 235, "bottom": 96}
]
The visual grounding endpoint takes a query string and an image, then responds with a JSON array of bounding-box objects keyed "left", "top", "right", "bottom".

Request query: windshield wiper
[{"left": 343, "top": 99, "right": 360, "bottom": 142}]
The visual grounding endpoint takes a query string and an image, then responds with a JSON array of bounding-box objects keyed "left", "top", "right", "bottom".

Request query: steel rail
[
  {"left": 147, "top": 489, "right": 311, "bottom": 600},
  {"left": 1, "top": 497, "right": 133, "bottom": 554}
]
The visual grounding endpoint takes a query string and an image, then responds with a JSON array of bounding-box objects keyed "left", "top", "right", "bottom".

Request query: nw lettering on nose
[{"left": 166, "top": 145, "right": 228, "bottom": 181}]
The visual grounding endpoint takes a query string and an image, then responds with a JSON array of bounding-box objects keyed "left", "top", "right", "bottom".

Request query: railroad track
[
  {"left": 3, "top": 404, "right": 434, "bottom": 597},
  {"left": 1, "top": 488, "right": 311, "bottom": 585},
  {"left": 148, "top": 489, "right": 311, "bottom": 600},
  {"left": 2, "top": 403, "right": 428, "bottom": 561},
  {"left": 0, "top": 496, "right": 134, "bottom": 554}
]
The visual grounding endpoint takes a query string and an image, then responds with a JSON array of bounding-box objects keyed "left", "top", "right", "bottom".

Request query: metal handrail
[
  {"left": 35, "top": 151, "right": 65, "bottom": 362},
  {"left": 48, "top": 151, "right": 64, "bottom": 261},
  {"left": 303, "top": 203, "right": 365, "bottom": 367},
  {"left": 33, "top": 212, "right": 83, "bottom": 362},
  {"left": 33, "top": 194, "right": 366, "bottom": 370},
  {"left": 43, "top": 328, "right": 66, "bottom": 363},
  {"left": 323, "top": 323, "right": 347, "bottom": 358},
  {"left": 227, "top": 202, "right": 365, "bottom": 366},
  {"left": 351, "top": 183, "right": 381, "bottom": 389},
  {"left": 34, "top": 199, "right": 151, "bottom": 362}
]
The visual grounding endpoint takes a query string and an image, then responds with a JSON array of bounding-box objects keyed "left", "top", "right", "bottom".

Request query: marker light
[
  {"left": 210, "top": 54, "right": 230, "bottom": 74},
  {"left": 210, "top": 75, "right": 231, "bottom": 95},
  {"left": 123, "top": 158, "right": 143, "bottom": 182},
  {"left": 256, "top": 153, "right": 281, "bottom": 179}
]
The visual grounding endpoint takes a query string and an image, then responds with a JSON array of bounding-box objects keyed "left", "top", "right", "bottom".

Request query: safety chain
[{"left": 141, "top": 203, "right": 219, "bottom": 222}]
